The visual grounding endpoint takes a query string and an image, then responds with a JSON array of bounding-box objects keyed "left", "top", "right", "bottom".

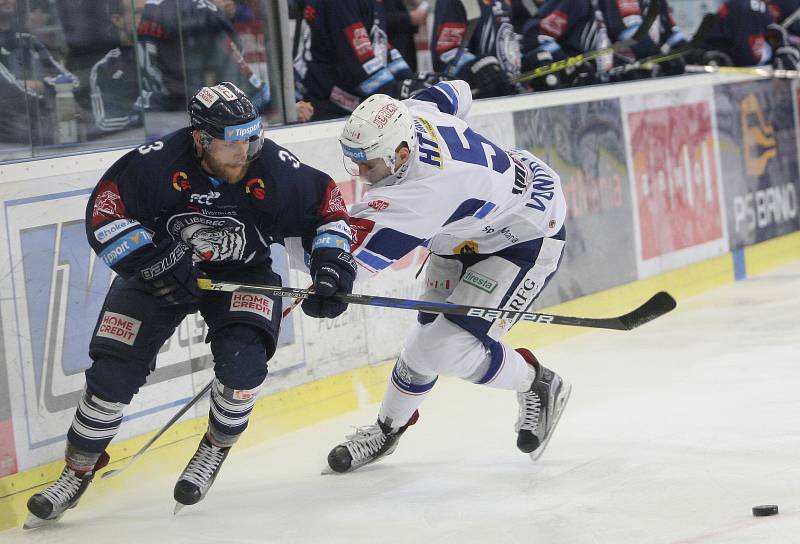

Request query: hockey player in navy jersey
[
  {"left": 325, "top": 80, "right": 571, "bottom": 473},
  {"left": 431, "top": 0, "right": 521, "bottom": 97},
  {"left": 294, "top": 0, "right": 434, "bottom": 121},
  {"left": 696, "top": 0, "right": 800, "bottom": 68},
  {"left": 25, "top": 82, "right": 357, "bottom": 527}
]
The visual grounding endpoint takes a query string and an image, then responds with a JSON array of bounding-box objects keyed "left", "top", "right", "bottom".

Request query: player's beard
[{"left": 203, "top": 151, "right": 249, "bottom": 185}]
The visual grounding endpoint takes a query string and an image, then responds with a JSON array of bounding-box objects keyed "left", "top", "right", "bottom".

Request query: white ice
[{"left": 5, "top": 261, "right": 800, "bottom": 544}]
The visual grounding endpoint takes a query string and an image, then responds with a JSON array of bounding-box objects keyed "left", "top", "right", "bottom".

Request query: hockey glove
[
  {"left": 399, "top": 72, "right": 443, "bottom": 99},
  {"left": 137, "top": 240, "right": 203, "bottom": 306},
  {"left": 302, "top": 248, "right": 357, "bottom": 319},
  {"left": 521, "top": 48, "right": 566, "bottom": 91},
  {"left": 468, "top": 56, "right": 515, "bottom": 98}
]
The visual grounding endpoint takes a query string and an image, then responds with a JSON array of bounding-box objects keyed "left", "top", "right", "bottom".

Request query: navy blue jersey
[
  {"left": 86, "top": 129, "right": 350, "bottom": 279},
  {"left": 701, "top": 0, "right": 773, "bottom": 66},
  {"left": 293, "top": 0, "right": 412, "bottom": 120},
  {"left": 521, "top": 0, "right": 608, "bottom": 59},
  {"left": 136, "top": 0, "right": 264, "bottom": 111},
  {"left": 431, "top": 0, "right": 521, "bottom": 79}
]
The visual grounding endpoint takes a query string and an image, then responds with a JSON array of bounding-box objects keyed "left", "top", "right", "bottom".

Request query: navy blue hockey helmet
[{"left": 188, "top": 82, "right": 263, "bottom": 160}]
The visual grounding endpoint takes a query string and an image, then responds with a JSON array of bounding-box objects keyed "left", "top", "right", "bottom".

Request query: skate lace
[
  {"left": 181, "top": 442, "right": 226, "bottom": 488},
  {"left": 343, "top": 425, "right": 386, "bottom": 462},
  {"left": 517, "top": 391, "right": 542, "bottom": 432},
  {"left": 39, "top": 468, "right": 84, "bottom": 507}
]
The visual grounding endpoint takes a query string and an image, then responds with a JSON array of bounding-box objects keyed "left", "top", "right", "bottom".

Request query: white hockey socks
[
  {"left": 466, "top": 342, "right": 537, "bottom": 392},
  {"left": 378, "top": 357, "right": 437, "bottom": 431}
]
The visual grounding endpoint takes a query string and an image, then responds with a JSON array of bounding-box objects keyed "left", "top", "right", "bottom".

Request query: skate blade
[
  {"left": 529, "top": 382, "right": 572, "bottom": 462},
  {"left": 23, "top": 512, "right": 61, "bottom": 530},
  {"left": 173, "top": 502, "right": 186, "bottom": 515}
]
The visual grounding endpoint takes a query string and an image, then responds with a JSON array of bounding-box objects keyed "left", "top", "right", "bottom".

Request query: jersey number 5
[{"left": 437, "top": 126, "right": 511, "bottom": 174}]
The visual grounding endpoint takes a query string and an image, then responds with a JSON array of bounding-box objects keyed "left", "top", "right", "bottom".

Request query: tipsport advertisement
[
  {"left": 513, "top": 100, "right": 638, "bottom": 307},
  {"left": 714, "top": 79, "right": 800, "bottom": 248}
]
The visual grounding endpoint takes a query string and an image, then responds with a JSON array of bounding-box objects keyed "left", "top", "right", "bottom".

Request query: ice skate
[
  {"left": 515, "top": 348, "right": 571, "bottom": 460},
  {"left": 326, "top": 411, "right": 418, "bottom": 474},
  {"left": 24, "top": 452, "right": 110, "bottom": 529},
  {"left": 173, "top": 435, "right": 231, "bottom": 514}
]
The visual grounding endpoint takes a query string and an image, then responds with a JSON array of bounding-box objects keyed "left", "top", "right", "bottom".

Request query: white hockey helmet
[{"left": 339, "top": 94, "right": 416, "bottom": 186}]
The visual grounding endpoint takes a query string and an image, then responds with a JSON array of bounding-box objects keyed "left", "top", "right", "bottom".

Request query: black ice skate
[
  {"left": 173, "top": 435, "right": 231, "bottom": 514},
  {"left": 326, "top": 411, "right": 419, "bottom": 474},
  {"left": 24, "top": 451, "right": 110, "bottom": 529},
  {"left": 515, "top": 348, "right": 571, "bottom": 460}
]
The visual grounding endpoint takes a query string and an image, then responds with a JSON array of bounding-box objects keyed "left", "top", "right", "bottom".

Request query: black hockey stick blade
[
  {"left": 614, "top": 291, "right": 677, "bottom": 330},
  {"left": 199, "top": 279, "right": 677, "bottom": 331},
  {"left": 512, "top": 0, "right": 661, "bottom": 83}
]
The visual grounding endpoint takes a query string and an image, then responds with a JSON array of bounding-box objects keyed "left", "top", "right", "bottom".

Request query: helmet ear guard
[{"left": 339, "top": 94, "right": 416, "bottom": 186}]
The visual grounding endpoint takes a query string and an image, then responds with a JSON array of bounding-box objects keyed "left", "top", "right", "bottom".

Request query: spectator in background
[
  {"left": 0, "top": 0, "right": 76, "bottom": 147},
  {"left": 54, "top": 0, "right": 118, "bottom": 114},
  {"left": 430, "top": 0, "right": 520, "bottom": 98},
  {"left": 89, "top": 0, "right": 146, "bottom": 134},
  {"left": 695, "top": 0, "right": 799, "bottom": 68},
  {"left": 293, "top": 0, "right": 435, "bottom": 122},
  {"left": 137, "top": 0, "right": 270, "bottom": 114},
  {"left": 384, "top": 0, "right": 429, "bottom": 72}
]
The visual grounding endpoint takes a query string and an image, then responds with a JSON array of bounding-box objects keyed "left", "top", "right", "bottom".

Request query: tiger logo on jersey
[{"left": 166, "top": 213, "right": 247, "bottom": 262}]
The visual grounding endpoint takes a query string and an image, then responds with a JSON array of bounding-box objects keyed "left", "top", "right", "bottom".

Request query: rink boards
[{"left": 1, "top": 73, "right": 800, "bottom": 529}]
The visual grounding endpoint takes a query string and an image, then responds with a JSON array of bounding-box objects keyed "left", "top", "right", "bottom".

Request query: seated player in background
[
  {"left": 430, "top": 0, "right": 521, "bottom": 97},
  {"left": 25, "top": 82, "right": 356, "bottom": 528},
  {"left": 325, "top": 79, "right": 571, "bottom": 473}
]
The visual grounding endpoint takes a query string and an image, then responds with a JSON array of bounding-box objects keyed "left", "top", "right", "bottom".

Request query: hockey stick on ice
[
  {"left": 198, "top": 279, "right": 677, "bottom": 331},
  {"left": 511, "top": 0, "right": 662, "bottom": 83},
  {"left": 101, "top": 295, "right": 306, "bottom": 479}
]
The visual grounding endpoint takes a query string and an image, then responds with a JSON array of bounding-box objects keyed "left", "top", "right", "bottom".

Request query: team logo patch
[
  {"left": 463, "top": 270, "right": 497, "bottom": 293},
  {"left": 454, "top": 240, "right": 479, "bottom": 254},
  {"left": 230, "top": 292, "right": 274, "bottom": 320},
  {"left": 91, "top": 180, "right": 127, "bottom": 227},
  {"left": 167, "top": 213, "right": 247, "bottom": 262},
  {"left": 368, "top": 199, "right": 390, "bottom": 211},
  {"left": 195, "top": 87, "right": 219, "bottom": 108},
  {"left": 321, "top": 185, "right": 347, "bottom": 215},
  {"left": 96, "top": 311, "right": 141, "bottom": 345},
  {"left": 172, "top": 171, "right": 190, "bottom": 191},
  {"left": 435, "top": 23, "right": 466, "bottom": 55},
  {"left": 345, "top": 22, "right": 373, "bottom": 62},
  {"left": 245, "top": 178, "right": 266, "bottom": 200}
]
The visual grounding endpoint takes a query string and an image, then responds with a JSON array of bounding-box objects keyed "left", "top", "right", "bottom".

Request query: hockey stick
[
  {"left": 512, "top": 0, "right": 661, "bottom": 83},
  {"left": 101, "top": 294, "right": 306, "bottom": 479},
  {"left": 606, "top": 13, "right": 718, "bottom": 77},
  {"left": 198, "top": 279, "right": 677, "bottom": 331},
  {"left": 684, "top": 64, "right": 800, "bottom": 78}
]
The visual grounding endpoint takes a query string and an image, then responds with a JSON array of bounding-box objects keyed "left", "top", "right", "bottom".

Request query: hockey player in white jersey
[{"left": 326, "top": 80, "right": 572, "bottom": 473}]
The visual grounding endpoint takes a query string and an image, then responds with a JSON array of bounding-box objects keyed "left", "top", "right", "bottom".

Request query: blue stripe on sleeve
[
  {"left": 364, "top": 228, "right": 424, "bottom": 260},
  {"left": 356, "top": 250, "right": 393, "bottom": 271},
  {"left": 442, "top": 198, "right": 487, "bottom": 226}
]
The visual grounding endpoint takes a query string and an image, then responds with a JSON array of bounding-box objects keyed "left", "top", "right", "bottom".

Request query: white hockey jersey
[{"left": 350, "top": 80, "right": 566, "bottom": 280}]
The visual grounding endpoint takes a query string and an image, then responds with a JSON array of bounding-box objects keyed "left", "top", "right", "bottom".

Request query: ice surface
[{"left": 5, "top": 262, "right": 800, "bottom": 543}]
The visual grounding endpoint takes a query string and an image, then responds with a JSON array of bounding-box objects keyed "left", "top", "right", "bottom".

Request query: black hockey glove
[
  {"left": 467, "top": 56, "right": 515, "bottom": 98},
  {"left": 521, "top": 49, "right": 565, "bottom": 92},
  {"left": 398, "top": 72, "right": 443, "bottom": 99},
  {"left": 137, "top": 240, "right": 203, "bottom": 306},
  {"left": 302, "top": 248, "right": 357, "bottom": 319}
]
